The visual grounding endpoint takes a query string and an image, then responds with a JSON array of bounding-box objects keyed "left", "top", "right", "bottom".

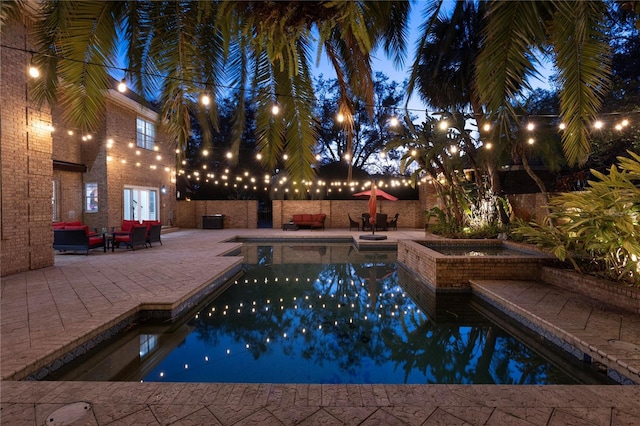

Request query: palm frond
[
  {"left": 0, "top": 0, "right": 26, "bottom": 31},
  {"left": 552, "top": 1, "right": 611, "bottom": 166},
  {"left": 476, "top": 1, "right": 548, "bottom": 116}
]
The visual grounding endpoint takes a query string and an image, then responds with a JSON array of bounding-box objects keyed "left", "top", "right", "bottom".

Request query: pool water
[{"left": 50, "top": 243, "right": 612, "bottom": 385}]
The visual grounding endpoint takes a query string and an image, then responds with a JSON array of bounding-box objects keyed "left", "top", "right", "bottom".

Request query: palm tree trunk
[{"left": 520, "top": 153, "right": 552, "bottom": 218}]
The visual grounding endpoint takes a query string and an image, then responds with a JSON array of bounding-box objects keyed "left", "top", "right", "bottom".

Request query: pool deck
[{"left": 2, "top": 228, "right": 639, "bottom": 425}]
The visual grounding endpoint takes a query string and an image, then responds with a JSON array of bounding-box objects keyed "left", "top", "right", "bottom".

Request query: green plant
[{"left": 514, "top": 152, "right": 640, "bottom": 286}]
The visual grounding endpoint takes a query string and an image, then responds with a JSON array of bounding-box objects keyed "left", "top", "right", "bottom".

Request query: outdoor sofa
[
  {"left": 291, "top": 214, "right": 326, "bottom": 230},
  {"left": 53, "top": 225, "right": 105, "bottom": 255}
]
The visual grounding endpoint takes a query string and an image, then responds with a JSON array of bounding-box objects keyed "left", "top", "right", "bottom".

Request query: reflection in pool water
[{"left": 52, "top": 243, "right": 610, "bottom": 385}]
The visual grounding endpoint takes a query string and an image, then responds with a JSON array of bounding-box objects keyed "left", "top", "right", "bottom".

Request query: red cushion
[
  {"left": 66, "top": 221, "right": 83, "bottom": 226},
  {"left": 65, "top": 225, "right": 90, "bottom": 235},
  {"left": 88, "top": 236, "right": 103, "bottom": 245},
  {"left": 114, "top": 234, "right": 131, "bottom": 243},
  {"left": 121, "top": 220, "right": 140, "bottom": 232},
  {"left": 302, "top": 214, "right": 313, "bottom": 222},
  {"left": 312, "top": 214, "right": 325, "bottom": 222},
  {"left": 292, "top": 215, "right": 303, "bottom": 222},
  {"left": 52, "top": 222, "right": 66, "bottom": 229}
]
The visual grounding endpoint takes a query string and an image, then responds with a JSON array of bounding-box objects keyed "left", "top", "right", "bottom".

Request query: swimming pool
[{"left": 49, "top": 242, "right": 612, "bottom": 385}]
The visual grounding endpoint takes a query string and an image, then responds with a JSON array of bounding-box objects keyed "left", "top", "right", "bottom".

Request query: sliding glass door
[{"left": 123, "top": 186, "right": 158, "bottom": 221}]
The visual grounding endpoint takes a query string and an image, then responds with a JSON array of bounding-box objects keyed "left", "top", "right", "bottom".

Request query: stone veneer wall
[
  {"left": 541, "top": 267, "right": 640, "bottom": 315},
  {"left": 1, "top": 16, "right": 55, "bottom": 276}
]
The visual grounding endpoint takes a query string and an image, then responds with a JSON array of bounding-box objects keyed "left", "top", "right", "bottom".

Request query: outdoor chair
[
  {"left": 146, "top": 223, "right": 163, "bottom": 247},
  {"left": 362, "top": 213, "right": 372, "bottom": 231},
  {"left": 348, "top": 214, "right": 360, "bottom": 231},
  {"left": 112, "top": 225, "right": 148, "bottom": 251},
  {"left": 387, "top": 213, "right": 399, "bottom": 231},
  {"left": 375, "top": 213, "right": 388, "bottom": 231}
]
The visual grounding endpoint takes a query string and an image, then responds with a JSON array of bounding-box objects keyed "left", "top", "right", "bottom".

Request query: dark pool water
[{"left": 51, "top": 243, "right": 611, "bottom": 385}]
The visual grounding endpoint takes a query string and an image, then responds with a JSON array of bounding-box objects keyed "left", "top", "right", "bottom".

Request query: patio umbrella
[{"left": 353, "top": 186, "right": 398, "bottom": 215}]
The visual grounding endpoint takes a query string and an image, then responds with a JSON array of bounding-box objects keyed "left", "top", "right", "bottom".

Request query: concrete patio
[{"left": 2, "top": 228, "right": 639, "bottom": 425}]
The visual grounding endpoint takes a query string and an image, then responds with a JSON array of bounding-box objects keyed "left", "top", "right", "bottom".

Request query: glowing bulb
[
  {"left": 282, "top": 154, "right": 289, "bottom": 160},
  {"left": 621, "top": 119, "right": 629, "bottom": 127},
  {"left": 439, "top": 121, "right": 448, "bottom": 130},
  {"left": 336, "top": 113, "right": 344, "bottom": 123},
  {"left": 271, "top": 104, "right": 280, "bottom": 115},
  {"left": 389, "top": 117, "right": 398, "bottom": 126},
  {"left": 201, "top": 94, "right": 210, "bottom": 106},
  {"left": 485, "top": 142, "right": 492, "bottom": 149},
  {"left": 67, "top": 130, "right": 74, "bottom": 136},
  {"left": 202, "top": 149, "right": 209, "bottom": 156},
  {"left": 28, "top": 65, "right": 39, "bottom": 78},
  {"left": 450, "top": 145, "right": 458, "bottom": 153},
  {"left": 559, "top": 123, "right": 566, "bottom": 130},
  {"left": 528, "top": 138, "right": 535, "bottom": 145},
  {"left": 483, "top": 123, "right": 491, "bottom": 132},
  {"left": 593, "top": 120, "right": 604, "bottom": 129},
  {"left": 527, "top": 122, "right": 535, "bottom": 131},
  {"left": 256, "top": 153, "right": 263, "bottom": 160},
  {"left": 117, "top": 78, "right": 127, "bottom": 93},
  {"left": 226, "top": 152, "right": 232, "bottom": 159}
]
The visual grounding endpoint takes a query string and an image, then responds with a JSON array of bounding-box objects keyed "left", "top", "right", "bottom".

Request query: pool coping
[{"left": 2, "top": 228, "right": 639, "bottom": 425}]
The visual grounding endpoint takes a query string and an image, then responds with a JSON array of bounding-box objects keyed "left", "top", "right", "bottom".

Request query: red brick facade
[
  {"left": 1, "top": 16, "right": 55, "bottom": 276},
  {"left": 2, "top": 14, "right": 177, "bottom": 276}
]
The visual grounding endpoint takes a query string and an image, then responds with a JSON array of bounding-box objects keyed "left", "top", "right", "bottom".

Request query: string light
[
  {"left": 201, "top": 94, "right": 210, "bottom": 106},
  {"left": 117, "top": 78, "right": 127, "bottom": 93}
]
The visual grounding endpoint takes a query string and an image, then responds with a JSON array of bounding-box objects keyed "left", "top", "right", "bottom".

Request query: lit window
[
  {"left": 85, "top": 182, "right": 98, "bottom": 213},
  {"left": 136, "top": 117, "right": 156, "bottom": 150},
  {"left": 52, "top": 180, "right": 60, "bottom": 221}
]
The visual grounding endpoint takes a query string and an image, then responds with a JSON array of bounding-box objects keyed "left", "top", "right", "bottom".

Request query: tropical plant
[
  {"left": 475, "top": 1, "right": 615, "bottom": 168},
  {"left": 513, "top": 152, "right": 640, "bottom": 286},
  {"left": 25, "top": 1, "right": 410, "bottom": 197}
]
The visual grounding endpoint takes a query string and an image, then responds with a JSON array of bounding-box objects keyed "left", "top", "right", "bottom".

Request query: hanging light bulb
[
  {"left": 336, "top": 113, "right": 345, "bottom": 123},
  {"left": 117, "top": 78, "right": 127, "bottom": 93},
  {"left": 28, "top": 56, "right": 39, "bottom": 78},
  {"left": 389, "top": 116, "right": 399, "bottom": 126},
  {"left": 526, "top": 122, "right": 535, "bottom": 131},
  {"left": 271, "top": 103, "right": 280, "bottom": 115},
  {"left": 201, "top": 94, "right": 210, "bottom": 106}
]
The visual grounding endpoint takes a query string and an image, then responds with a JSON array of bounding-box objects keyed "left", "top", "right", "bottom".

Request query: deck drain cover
[
  {"left": 45, "top": 402, "right": 92, "bottom": 425},
  {"left": 607, "top": 339, "right": 640, "bottom": 352}
]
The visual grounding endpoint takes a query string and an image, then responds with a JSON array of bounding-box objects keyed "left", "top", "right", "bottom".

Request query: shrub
[{"left": 513, "top": 152, "right": 640, "bottom": 286}]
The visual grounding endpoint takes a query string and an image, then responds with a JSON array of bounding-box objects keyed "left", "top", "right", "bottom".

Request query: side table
[{"left": 282, "top": 222, "right": 299, "bottom": 231}]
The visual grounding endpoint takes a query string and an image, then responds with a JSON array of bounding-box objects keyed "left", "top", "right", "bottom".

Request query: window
[
  {"left": 139, "top": 334, "right": 158, "bottom": 358},
  {"left": 85, "top": 183, "right": 98, "bottom": 213},
  {"left": 52, "top": 180, "right": 60, "bottom": 221},
  {"left": 136, "top": 117, "right": 155, "bottom": 150}
]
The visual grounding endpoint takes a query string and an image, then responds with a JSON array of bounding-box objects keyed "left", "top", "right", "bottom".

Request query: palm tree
[
  {"left": 26, "top": 1, "right": 410, "bottom": 194},
  {"left": 475, "top": 1, "right": 612, "bottom": 167}
]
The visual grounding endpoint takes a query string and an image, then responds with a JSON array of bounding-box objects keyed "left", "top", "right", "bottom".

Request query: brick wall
[
  {"left": 273, "top": 200, "right": 425, "bottom": 229},
  {"left": 1, "top": 16, "right": 54, "bottom": 276},
  {"left": 175, "top": 200, "right": 258, "bottom": 229}
]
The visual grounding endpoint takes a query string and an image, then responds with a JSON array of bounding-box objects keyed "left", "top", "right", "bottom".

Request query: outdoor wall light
[{"left": 161, "top": 185, "right": 167, "bottom": 194}]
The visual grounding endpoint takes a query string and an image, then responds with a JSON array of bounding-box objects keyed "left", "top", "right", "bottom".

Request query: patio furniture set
[
  {"left": 52, "top": 220, "right": 162, "bottom": 255},
  {"left": 349, "top": 213, "right": 399, "bottom": 232}
]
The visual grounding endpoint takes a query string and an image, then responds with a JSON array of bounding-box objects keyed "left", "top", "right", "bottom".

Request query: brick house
[
  {"left": 52, "top": 88, "right": 178, "bottom": 233},
  {"left": 1, "top": 11, "right": 177, "bottom": 277}
]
